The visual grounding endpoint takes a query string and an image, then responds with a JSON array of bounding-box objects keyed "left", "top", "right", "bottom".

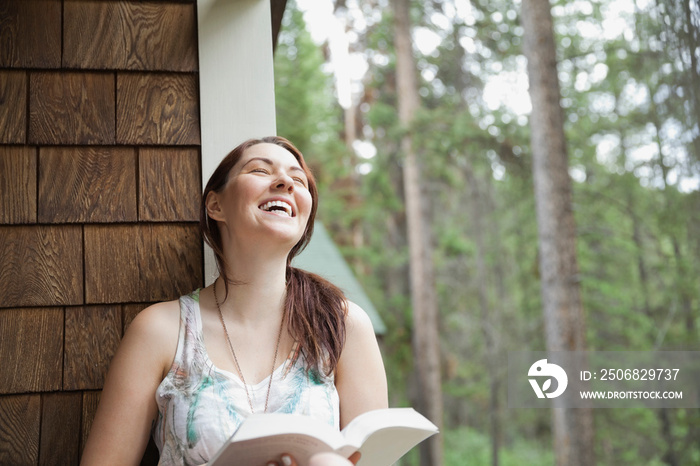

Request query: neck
[{"left": 216, "top": 247, "right": 289, "bottom": 325}]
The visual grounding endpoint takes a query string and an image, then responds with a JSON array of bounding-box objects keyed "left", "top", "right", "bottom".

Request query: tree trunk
[
  {"left": 660, "top": 409, "right": 679, "bottom": 466},
  {"left": 521, "top": 1, "right": 595, "bottom": 465},
  {"left": 392, "top": 0, "right": 443, "bottom": 464},
  {"left": 650, "top": 102, "right": 696, "bottom": 339},
  {"left": 463, "top": 158, "right": 501, "bottom": 466},
  {"left": 681, "top": 0, "right": 700, "bottom": 160}
]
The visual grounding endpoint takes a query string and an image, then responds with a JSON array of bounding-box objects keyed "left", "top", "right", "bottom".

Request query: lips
[{"left": 259, "top": 199, "right": 293, "bottom": 217}]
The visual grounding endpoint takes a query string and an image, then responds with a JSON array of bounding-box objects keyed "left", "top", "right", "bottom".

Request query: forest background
[{"left": 273, "top": 0, "right": 700, "bottom": 464}]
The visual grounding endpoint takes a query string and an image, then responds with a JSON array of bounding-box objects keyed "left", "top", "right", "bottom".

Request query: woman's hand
[
  {"left": 267, "top": 451, "right": 361, "bottom": 466},
  {"left": 311, "top": 452, "right": 361, "bottom": 465}
]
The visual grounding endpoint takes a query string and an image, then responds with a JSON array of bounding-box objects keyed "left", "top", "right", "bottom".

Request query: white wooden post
[{"left": 197, "top": 0, "right": 277, "bottom": 285}]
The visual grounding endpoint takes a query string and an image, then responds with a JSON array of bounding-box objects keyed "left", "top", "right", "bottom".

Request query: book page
[
  {"left": 209, "top": 414, "right": 358, "bottom": 466},
  {"left": 229, "top": 413, "right": 346, "bottom": 448},
  {"left": 355, "top": 427, "right": 435, "bottom": 466},
  {"left": 342, "top": 408, "right": 438, "bottom": 447},
  {"left": 208, "top": 409, "right": 438, "bottom": 466},
  {"left": 341, "top": 409, "right": 439, "bottom": 466},
  {"left": 210, "top": 434, "right": 357, "bottom": 466}
]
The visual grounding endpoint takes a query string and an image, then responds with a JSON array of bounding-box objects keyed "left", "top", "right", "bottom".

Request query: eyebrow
[{"left": 242, "top": 157, "right": 306, "bottom": 175}]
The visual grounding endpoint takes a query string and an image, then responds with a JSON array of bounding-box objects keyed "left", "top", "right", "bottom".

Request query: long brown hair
[{"left": 200, "top": 136, "right": 347, "bottom": 375}]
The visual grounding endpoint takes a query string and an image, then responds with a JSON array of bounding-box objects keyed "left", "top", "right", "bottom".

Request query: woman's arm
[
  {"left": 335, "top": 301, "right": 389, "bottom": 429},
  {"left": 80, "top": 301, "right": 179, "bottom": 465},
  {"left": 274, "top": 302, "right": 385, "bottom": 465}
]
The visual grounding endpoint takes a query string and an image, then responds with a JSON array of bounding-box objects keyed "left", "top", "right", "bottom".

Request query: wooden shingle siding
[
  {"left": 0, "top": 308, "right": 63, "bottom": 394},
  {"left": 38, "top": 147, "right": 138, "bottom": 223},
  {"left": 29, "top": 72, "right": 116, "bottom": 146},
  {"left": 117, "top": 73, "right": 200, "bottom": 145},
  {"left": 0, "top": 394, "right": 41, "bottom": 465},
  {"left": 64, "top": 306, "right": 122, "bottom": 391},
  {"left": 39, "top": 392, "right": 81, "bottom": 466},
  {"left": 139, "top": 148, "right": 200, "bottom": 221},
  {"left": 80, "top": 392, "right": 101, "bottom": 457},
  {"left": 0, "top": 70, "right": 27, "bottom": 143},
  {"left": 0, "top": 0, "right": 61, "bottom": 69},
  {"left": 84, "top": 224, "right": 202, "bottom": 303},
  {"left": 63, "top": 1, "right": 198, "bottom": 71},
  {"left": 0, "top": 226, "right": 83, "bottom": 308},
  {"left": 0, "top": 146, "right": 36, "bottom": 224},
  {"left": 1, "top": 0, "right": 205, "bottom": 462}
]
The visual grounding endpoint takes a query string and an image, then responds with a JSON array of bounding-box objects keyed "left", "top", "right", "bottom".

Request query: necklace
[{"left": 213, "top": 279, "right": 285, "bottom": 414}]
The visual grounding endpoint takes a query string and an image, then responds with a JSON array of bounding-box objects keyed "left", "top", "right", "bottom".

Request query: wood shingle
[
  {"left": 0, "top": 146, "right": 36, "bottom": 224},
  {"left": 139, "top": 147, "right": 200, "bottom": 222},
  {"left": 116, "top": 73, "right": 200, "bottom": 145},
  {"left": 29, "top": 72, "right": 116, "bottom": 145},
  {"left": 0, "top": 308, "right": 63, "bottom": 394},
  {"left": 63, "top": 306, "right": 122, "bottom": 391},
  {"left": 38, "top": 147, "right": 138, "bottom": 223},
  {"left": 63, "top": 1, "right": 197, "bottom": 71},
  {"left": 0, "top": 70, "right": 27, "bottom": 143},
  {"left": 0, "top": 0, "right": 61, "bottom": 69},
  {"left": 0, "top": 226, "right": 83, "bottom": 308}
]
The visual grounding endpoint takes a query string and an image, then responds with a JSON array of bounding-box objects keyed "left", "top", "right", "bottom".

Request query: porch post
[{"left": 197, "top": 0, "right": 277, "bottom": 284}]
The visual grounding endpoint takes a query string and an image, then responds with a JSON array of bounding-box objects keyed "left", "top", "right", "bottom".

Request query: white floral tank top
[{"left": 153, "top": 290, "right": 340, "bottom": 466}]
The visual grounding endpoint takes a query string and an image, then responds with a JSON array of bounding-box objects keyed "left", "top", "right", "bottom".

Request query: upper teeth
[{"left": 260, "top": 200, "right": 292, "bottom": 216}]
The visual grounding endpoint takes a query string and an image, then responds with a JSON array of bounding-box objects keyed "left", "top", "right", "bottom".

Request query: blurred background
[{"left": 274, "top": 0, "right": 700, "bottom": 464}]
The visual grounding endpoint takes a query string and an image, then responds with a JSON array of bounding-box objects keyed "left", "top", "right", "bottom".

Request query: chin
[{"left": 260, "top": 225, "right": 304, "bottom": 247}]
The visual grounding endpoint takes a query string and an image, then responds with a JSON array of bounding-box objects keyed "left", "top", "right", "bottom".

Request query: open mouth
[{"left": 259, "top": 200, "right": 293, "bottom": 217}]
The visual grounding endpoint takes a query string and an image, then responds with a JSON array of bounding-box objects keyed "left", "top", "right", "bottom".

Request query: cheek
[{"left": 298, "top": 191, "right": 313, "bottom": 218}]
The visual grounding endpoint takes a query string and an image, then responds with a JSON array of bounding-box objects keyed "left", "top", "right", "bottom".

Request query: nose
[{"left": 274, "top": 172, "right": 294, "bottom": 192}]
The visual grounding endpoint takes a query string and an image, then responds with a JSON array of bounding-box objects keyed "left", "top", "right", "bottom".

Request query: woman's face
[{"left": 207, "top": 143, "right": 313, "bottom": 252}]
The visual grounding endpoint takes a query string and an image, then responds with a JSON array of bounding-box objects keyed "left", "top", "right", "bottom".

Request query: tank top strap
[{"left": 172, "top": 289, "right": 210, "bottom": 381}]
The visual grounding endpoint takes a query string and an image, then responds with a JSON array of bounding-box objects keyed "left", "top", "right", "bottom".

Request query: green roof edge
[{"left": 292, "top": 222, "right": 387, "bottom": 335}]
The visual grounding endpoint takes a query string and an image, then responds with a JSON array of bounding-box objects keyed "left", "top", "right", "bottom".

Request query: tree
[
  {"left": 391, "top": 0, "right": 443, "bottom": 464},
  {"left": 520, "top": 0, "right": 595, "bottom": 464},
  {"left": 275, "top": 0, "right": 700, "bottom": 462}
]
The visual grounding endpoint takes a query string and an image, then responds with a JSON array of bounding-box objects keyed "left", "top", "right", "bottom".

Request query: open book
[{"left": 208, "top": 408, "right": 439, "bottom": 466}]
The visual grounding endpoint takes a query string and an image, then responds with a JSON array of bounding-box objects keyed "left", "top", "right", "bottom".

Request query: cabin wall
[{"left": 0, "top": 1, "right": 203, "bottom": 463}]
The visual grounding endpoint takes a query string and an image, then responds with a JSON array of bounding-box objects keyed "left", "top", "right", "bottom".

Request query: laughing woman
[{"left": 81, "top": 137, "right": 388, "bottom": 465}]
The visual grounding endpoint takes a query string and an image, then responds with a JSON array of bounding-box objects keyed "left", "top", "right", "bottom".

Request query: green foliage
[
  {"left": 274, "top": 0, "right": 700, "bottom": 462},
  {"left": 275, "top": 3, "right": 337, "bottom": 155},
  {"left": 442, "top": 426, "right": 554, "bottom": 466}
]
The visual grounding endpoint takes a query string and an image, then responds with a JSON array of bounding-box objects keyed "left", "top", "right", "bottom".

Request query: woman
[{"left": 81, "top": 137, "right": 388, "bottom": 465}]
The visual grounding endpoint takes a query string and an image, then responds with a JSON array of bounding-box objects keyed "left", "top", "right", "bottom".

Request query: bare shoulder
[
  {"left": 122, "top": 299, "right": 181, "bottom": 373},
  {"left": 127, "top": 300, "right": 179, "bottom": 340},
  {"left": 341, "top": 300, "right": 382, "bottom": 355},
  {"left": 129, "top": 299, "right": 180, "bottom": 332},
  {"left": 344, "top": 300, "right": 375, "bottom": 335}
]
